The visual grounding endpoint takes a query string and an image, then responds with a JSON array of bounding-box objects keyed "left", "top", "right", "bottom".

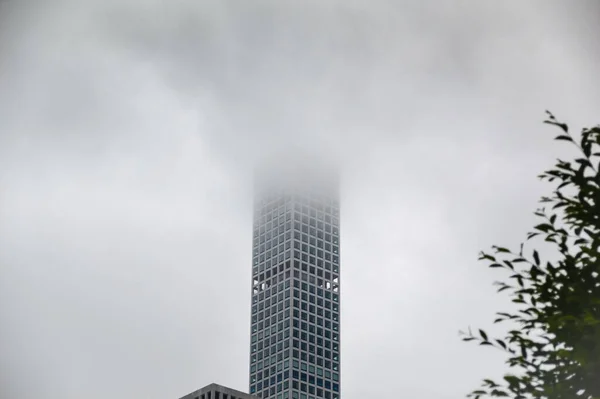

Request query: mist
[{"left": 0, "top": 1, "right": 599, "bottom": 398}]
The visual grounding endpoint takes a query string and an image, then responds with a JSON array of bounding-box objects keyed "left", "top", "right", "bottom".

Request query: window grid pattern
[
  {"left": 192, "top": 390, "right": 245, "bottom": 399},
  {"left": 250, "top": 192, "right": 341, "bottom": 399}
]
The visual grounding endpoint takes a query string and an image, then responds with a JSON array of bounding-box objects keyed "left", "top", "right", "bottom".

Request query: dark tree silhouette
[{"left": 462, "top": 112, "right": 600, "bottom": 399}]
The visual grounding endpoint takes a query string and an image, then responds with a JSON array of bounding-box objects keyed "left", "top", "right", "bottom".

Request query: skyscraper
[{"left": 249, "top": 163, "right": 341, "bottom": 399}]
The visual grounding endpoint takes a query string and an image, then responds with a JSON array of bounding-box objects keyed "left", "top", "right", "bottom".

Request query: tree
[{"left": 461, "top": 112, "right": 600, "bottom": 399}]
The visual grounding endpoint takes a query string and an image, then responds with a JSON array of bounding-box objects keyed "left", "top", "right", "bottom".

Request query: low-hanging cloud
[{"left": 0, "top": 1, "right": 599, "bottom": 398}]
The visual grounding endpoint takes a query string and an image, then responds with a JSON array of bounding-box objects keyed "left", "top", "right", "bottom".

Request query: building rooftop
[{"left": 178, "top": 383, "right": 257, "bottom": 399}]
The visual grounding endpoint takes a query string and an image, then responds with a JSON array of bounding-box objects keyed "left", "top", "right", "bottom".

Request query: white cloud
[{"left": 0, "top": 1, "right": 599, "bottom": 398}]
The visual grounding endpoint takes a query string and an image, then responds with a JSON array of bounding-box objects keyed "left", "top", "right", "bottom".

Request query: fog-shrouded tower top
[
  {"left": 249, "top": 156, "right": 341, "bottom": 399},
  {"left": 253, "top": 151, "right": 340, "bottom": 200}
]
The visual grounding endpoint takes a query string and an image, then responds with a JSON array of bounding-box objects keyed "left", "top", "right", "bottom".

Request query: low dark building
[{"left": 179, "top": 383, "right": 257, "bottom": 399}]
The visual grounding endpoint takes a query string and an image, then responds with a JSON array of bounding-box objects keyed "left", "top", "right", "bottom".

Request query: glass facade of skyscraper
[{"left": 249, "top": 180, "right": 341, "bottom": 399}]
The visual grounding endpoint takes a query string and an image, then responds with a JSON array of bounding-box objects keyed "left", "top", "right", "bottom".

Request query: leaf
[
  {"left": 552, "top": 201, "right": 568, "bottom": 209},
  {"left": 544, "top": 120, "right": 569, "bottom": 133},
  {"left": 504, "top": 375, "right": 520, "bottom": 384},
  {"left": 479, "top": 329, "right": 488, "bottom": 341},
  {"left": 554, "top": 135, "right": 573, "bottom": 141},
  {"left": 576, "top": 158, "right": 592, "bottom": 168},
  {"left": 534, "top": 223, "right": 554, "bottom": 232},
  {"left": 519, "top": 243, "right": 524, "bottom": 257},
  {"left": 583, "top": 142, "right": 592, "bottom": 157},
  {"left": 533, "top": 250, "right": 540, "bottom": 266},
  {"left": 479, "top": 252, "right": 496, "bottom": 262},
  {"left": 527, "top": 232, "right": 540, "bottom": 240}
]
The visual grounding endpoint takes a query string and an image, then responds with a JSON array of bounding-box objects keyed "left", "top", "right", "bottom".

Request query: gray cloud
[{"left": 1, "top": 1, "right": 599, "bottom": 398}]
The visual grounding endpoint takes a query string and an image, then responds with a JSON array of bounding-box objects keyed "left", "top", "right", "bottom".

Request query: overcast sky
[{"left": 1, "top": 1, "right": 599, "bottom": 398}]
